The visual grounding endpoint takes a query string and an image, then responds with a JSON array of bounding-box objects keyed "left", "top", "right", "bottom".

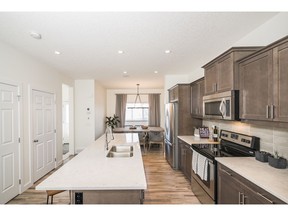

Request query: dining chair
[
  {"left": 138, "top": 132, "right": 148, "bottom": 153},
  {"left": 148, "top": 131, "right": 164, "bottom": 152}
]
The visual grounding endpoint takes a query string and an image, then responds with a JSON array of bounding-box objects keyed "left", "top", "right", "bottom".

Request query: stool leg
[
  {"left": 46, "top": 196, "right": 49, "bottom": 204},
  {"left": 51, "top": 195, "right": 53, "bottom": 204}
]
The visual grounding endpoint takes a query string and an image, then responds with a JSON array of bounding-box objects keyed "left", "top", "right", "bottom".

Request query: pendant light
[{"left": 134, "top": 84, "right": 142, "bottom": 107}]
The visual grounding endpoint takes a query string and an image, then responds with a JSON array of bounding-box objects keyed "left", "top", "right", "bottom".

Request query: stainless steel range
[{"left": 191, "top": 130, "right": 260, "bottom": 204}]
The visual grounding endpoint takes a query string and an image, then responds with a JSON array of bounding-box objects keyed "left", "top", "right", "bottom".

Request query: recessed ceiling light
[
  {"left": 154, "top": 71, "right": 158, "bottom": 74},
  {"left": 30, "top": 31, "right": 42, "bottom": 40},
  {"left": 118, "top": 50, "right": 124, "bottom": 54},
  {"left": 123, "top": 71, "right": 129, "bottom": 77},
  {"left": 54, "top": 51, "right": 61, "bottom": 55},
  {"left": 165, "top": 50, "right": 171, "bottom": 54}
]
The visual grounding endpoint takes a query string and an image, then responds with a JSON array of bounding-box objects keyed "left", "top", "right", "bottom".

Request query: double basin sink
[{"left": 106, "top": 145, "right": 133, "bottom": 158}]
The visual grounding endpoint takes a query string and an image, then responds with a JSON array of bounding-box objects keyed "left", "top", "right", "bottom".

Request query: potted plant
[
  {"left": 255, "top": 151, "right": 271, "bottom": 162},
  {"left": 268, "top": 151, "right": 287, "bottom": 169},
  {"left": 105, "top": 114, "right": 120, "bottom": 129}
]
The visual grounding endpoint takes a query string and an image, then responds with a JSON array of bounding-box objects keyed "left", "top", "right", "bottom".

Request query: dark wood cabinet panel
[
  {"left": 217, "top": 163, "right": 285, "bottom": 204},
  {"left": 191, "top": 78, "right": 204, "bottom": 118},
  {"left": 217, "top": 165, "right": 241, "bottom": 204},
  {"left": 178, "top": 139, "right": 192, "bottom": 181},
  {"left": 203, "top": 47, "right": 262, "bottom": 96},
  {"left": 217, "top": 53, "right": 233, "bottom": 92},
  {"left": 239, "top": 36, "right": 288, "bottom": 123},
  {"left": 185, "top": 145, "right": 192, "bottom": 180},
  {"left": 169, "top": 85, "right": 179, "bottom": 102},
  {"left": 273, "top": 40, "right": 288, "bottom": 122},
  {"left": 239, "top": 50, "right": 273, "bottom": 121},
  {"left": 204, "top": 64, "right": 217, "bottom": 95}
]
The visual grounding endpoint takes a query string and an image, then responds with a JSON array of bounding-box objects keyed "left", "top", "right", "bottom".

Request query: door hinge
[
  {"left": 55, "top": 158, "right": 57, "bottom": 162},
  {"left": 19, "top": 179, "right": 21, "bottom": 184},
  {"left": 17, "top": 95, "right": 21, "bottom": 101},
  {"left": 54, "top": 129, "right": 56, "bottom": 133},
  {"left": 18, "top": 137, "right": 20, "bottom": 143}
]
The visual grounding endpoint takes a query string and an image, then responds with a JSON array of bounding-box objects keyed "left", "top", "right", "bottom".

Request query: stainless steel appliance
[
  {"left": 191, "top": 130, "right": 260, "bottom": 204},
  {"left": 164, "top": 103, "right": 178, "bottom": 169},
  {"left": 203, "top": 90, "right": 239, "bottom": 120}
]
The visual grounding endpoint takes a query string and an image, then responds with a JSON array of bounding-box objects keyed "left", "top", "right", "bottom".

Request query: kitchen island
[{"left": 36, "top": 133, "right": 147, "bottom": 204}]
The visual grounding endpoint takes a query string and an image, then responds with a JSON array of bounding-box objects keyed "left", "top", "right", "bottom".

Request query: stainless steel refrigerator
[
  {"left": 165, "top": 102, "right": 202, "bottom": 169},
  {"left": 164, "top": 103, "right": 178, "bottom": 169}
]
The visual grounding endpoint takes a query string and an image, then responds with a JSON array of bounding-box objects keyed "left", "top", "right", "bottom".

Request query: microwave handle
[{"left": 219, "top": 99, "right": 226, "bottom": 118}]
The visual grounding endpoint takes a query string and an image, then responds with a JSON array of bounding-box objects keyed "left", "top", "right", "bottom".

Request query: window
[{"left": 125, "top": 103, "right": 149, "bottom": 126}]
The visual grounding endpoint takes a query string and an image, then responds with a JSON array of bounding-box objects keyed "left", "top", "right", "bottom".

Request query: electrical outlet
[{"left": 75, "top": 192, "right": 83, "bottom": 204}]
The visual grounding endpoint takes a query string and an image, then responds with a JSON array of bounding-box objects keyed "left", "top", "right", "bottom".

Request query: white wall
[
  {"left": 74, "top": 80, "right": 95, "bottom": 153},
  {"left": 233, "top": 13, "right": 288, "bottom": 47},
  {"left": 0, "top": 41, "right": 73, "bottom": 192},
  {"left": 94, "top": 81, "right": 106, "bottom": 139},
  {"left": 106, "top": 88, "right": 165, "bottom": 128}
]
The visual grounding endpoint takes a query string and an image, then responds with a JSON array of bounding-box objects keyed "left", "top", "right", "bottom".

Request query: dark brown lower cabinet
[
  {"left": 217, "top": 163, "right": 285, "bottom": 204},
  {"left": 178, "top": 139, "right": 192, "bottom": 181}
]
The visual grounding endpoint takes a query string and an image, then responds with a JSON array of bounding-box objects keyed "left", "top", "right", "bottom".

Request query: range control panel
[{"left": 220, "top": 130, "right": 260, "bottom": 150}]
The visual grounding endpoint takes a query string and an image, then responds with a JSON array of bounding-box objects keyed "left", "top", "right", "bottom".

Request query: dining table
[
  {"left": 113, "top": 126, "right": 164, "bottom": 153},
  {"left": 113, "top": 126, "right": 164, "bottom": 133}
]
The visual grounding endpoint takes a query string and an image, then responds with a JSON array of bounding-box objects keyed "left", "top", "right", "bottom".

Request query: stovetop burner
[{"left": 192, "top": 130, "right": 260, "bottom": 161}]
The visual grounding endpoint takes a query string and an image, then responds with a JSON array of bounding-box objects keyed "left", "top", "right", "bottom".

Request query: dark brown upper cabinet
[
  {"left": 202, "top": 47, "right": 262, "bottom": 95},
  {"left": 190, "top": 77, "right": 204, "bottom": 118},
  {"left": 238, "top": 36, "right": 288, "bottom": 123}
]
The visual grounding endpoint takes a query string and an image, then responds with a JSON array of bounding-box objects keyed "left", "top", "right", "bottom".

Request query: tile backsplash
[{"left": 203, "top": 120, "right": 288, "bottom": 159}]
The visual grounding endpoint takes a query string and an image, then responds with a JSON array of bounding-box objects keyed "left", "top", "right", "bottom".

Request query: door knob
[{"left": 33, "top": 140, "right": 39, "bottom": 143}]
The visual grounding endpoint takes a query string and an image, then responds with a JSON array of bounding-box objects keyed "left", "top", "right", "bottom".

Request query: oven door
[{"left": 191, "top": 151, "right": 216, "bottom": 204}]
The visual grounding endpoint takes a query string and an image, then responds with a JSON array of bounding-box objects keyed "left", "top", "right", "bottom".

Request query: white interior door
[
  {"left": 32, "top": 90, "right": 55, "bottom": 182},
  {"left": 0, "top": 82, "right": 19, "bottom": 204}
]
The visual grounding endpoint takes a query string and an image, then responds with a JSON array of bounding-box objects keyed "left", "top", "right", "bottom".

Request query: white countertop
[
  {"left": 216, "top": 157, "right": 288, "bottom": 203},
  {"left": 36, "top": 133, "right": 147, "bottom": 191},
  {"left": 178, "top": 135, "right": 220, "bottom": 145}
]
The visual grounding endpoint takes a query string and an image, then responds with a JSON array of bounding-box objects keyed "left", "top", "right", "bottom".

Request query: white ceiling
[{"left": 0, "top": 12, "right": 278, "bottom": 88}]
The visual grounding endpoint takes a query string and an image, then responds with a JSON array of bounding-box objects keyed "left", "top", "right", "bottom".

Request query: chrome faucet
[{"left": 105, "top": 126, "right": 112, "bottom": 150}]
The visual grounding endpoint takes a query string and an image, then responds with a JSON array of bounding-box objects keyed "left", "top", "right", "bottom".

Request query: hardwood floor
[
  {"left": 143, "top": 146, "right": 200, "bottom": 204},
  {"left": 7, "top": 147, "right": 200, "bottom": 204}
]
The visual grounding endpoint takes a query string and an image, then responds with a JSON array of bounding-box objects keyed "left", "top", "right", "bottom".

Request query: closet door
[{"left": 32, "top": 90, "right": 55, "bottom": 182}]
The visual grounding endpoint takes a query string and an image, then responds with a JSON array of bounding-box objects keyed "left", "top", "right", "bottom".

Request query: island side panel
[{"left": 71, "top": 190, "right": 144, "bottom": 204}]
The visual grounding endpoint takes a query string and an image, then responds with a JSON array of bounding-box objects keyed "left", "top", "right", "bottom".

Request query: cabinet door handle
[
  {"left": 242, "top": 194, "right": 246, "bottom": 204},
  {"left": 270, "top": 105, "right": 274, "bottom": 119},
  {"left": 222, "top": 169, "right": 232, "bottom": 176},
  {"left": 256, "top": 192, "right": 273, "bottom": 204},
  {"left": 266, "top": 105, "right": 270, "bottom": 119},
  {"left": 213, "top": 83, "right": 217, "bottom": 92},
  {"left": 239, "top": 192, "right": 244, "bottom": 204}
]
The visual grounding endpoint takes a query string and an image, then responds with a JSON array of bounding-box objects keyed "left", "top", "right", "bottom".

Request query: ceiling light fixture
[
  {"left": 154, "top": 71, "right": 158, "bottom": 74},
  {"left": 54, "top": 51, "right": 61, "bottom": 55},
  {"left": 123, "top": 71, "right": 127, "bottom": 74},
  {"left": 118, "top": 50, "right": 124, "bottom": 54},
  {"left": 134, "top": 84, "right": 142, "bottom": 107},
  {"left": 165, "top": 50, "right": 171, "bottom": 54},
  {"left": 30, "top": 31, "right": 42, "bottom": 40}
]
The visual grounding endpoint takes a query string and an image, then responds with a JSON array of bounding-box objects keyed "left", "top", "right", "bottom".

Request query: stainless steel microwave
[{"left": 203, "top": 90, "right": 239, "bottom": 120}]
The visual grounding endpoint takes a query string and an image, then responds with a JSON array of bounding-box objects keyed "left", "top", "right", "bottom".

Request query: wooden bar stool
[{"left": 46, "top": 190, "right": 65, "bottom": 204}]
